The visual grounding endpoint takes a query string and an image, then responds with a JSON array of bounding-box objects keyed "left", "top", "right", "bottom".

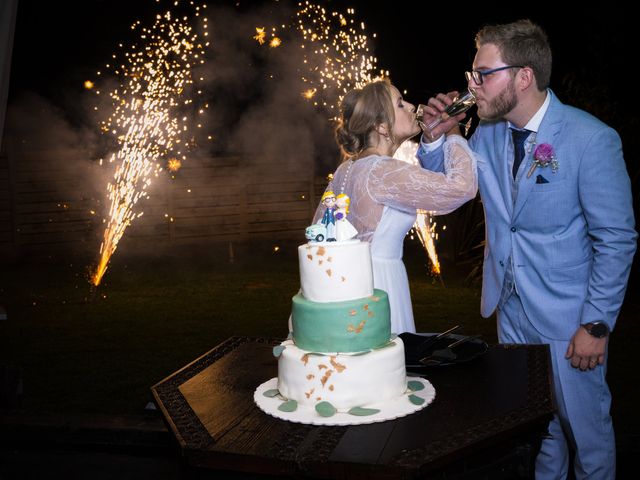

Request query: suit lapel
[{"left": 512, "top": 94, "right": 563, "bottom": 220}]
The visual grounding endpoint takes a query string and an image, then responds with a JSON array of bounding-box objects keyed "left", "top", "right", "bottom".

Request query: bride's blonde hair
[
  {"left": 336, "top": 193, "right": 350, "bottom": 214},
  {"left": 335, "top": 79, "right": 395, "bottom": 157}
]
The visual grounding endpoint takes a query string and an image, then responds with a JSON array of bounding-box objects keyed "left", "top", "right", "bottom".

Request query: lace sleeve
[{"left": 367, "top": 135, "right": 477, "bottom": 215}]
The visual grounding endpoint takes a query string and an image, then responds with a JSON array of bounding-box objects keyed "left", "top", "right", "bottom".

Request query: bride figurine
[{"left": 335, "top": 194, "right": 358, "bottom": 241}]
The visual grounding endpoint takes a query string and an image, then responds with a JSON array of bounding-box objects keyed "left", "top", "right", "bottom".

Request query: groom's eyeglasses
[{"left": 465, "top": 65, "right": 524, "bottom": 85}]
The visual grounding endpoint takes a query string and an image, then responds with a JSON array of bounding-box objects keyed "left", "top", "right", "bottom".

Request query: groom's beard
[{"left": 478, "top": 79, "right": 517, "bottom": 121}]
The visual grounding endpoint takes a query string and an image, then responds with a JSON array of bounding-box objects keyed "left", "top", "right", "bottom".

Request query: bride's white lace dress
[{"left": 314, "top": 135, "right": 477, "bottom": 334}]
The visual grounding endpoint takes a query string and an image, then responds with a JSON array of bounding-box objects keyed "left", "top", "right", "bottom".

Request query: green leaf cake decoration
[
  {"left": 278, "top": 399, "right": 298, "bottom": 412},
  {"left": 348, "top": 406, "right": 380, "bottom": 416},
  {"left": 315, "top": 401, "right": 337, "bottom": 417},
  {"left": 407, "top": 380, "right": 425, "bottom": 392},
  {"left": 263, "top": 389, "right": 281, "bottom": 398},
  {"left": 408, "top": 394, "right": 425, "bottom": 406}
]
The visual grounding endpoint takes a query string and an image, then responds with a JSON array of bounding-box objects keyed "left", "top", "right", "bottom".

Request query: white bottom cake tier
[
  {"left": 254, "top": 338, "right": 436, "bottom": 425},
  {"left": 278, "top": 337, "right": 407, "bottom": 410}
]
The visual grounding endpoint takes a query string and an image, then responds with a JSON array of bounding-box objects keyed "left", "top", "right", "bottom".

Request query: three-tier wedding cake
[{"left": 254, "top": 215, "right": 435, "bottom": 425}]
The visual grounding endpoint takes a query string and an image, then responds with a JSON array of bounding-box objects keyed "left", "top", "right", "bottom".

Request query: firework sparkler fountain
[
  {"left": 259, "top": 1, "right": 443, "bottom": 279},
  {"left": 90, "top": 1, "right": 209, "bottom": 286},
  {"left": 89, "top": 0, "right": 443, "bottom": 287}
]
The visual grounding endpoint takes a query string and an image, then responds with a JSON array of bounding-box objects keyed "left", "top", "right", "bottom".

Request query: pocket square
[{"left": 536, "top": 174, "right": 549, "bottom": 184}]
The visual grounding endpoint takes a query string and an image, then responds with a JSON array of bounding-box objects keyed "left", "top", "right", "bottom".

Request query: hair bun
[
  {"left": 334, "top": 79, "right": 393, "bottom": 158},
  {"left": 335, "top": 124, "right": 362, "bottom": 156}
]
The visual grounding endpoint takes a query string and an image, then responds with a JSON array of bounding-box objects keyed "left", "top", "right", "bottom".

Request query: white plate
[{"left": 254, "top": 376, "right": 435, "bottom": 426}]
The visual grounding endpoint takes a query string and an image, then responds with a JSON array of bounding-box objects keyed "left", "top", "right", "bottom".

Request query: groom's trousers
[{"left": 497, "top": 290, "right": 615, "bottom": 480}]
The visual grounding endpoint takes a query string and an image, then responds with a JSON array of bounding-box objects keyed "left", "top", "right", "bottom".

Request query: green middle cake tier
[{"left": 291, "top": 289, "right": 391, "bottom": 352}]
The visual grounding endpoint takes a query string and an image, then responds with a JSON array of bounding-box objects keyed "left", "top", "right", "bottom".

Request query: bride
[{"left": 313, "top": 79, "right": 477, "bottom": 334}]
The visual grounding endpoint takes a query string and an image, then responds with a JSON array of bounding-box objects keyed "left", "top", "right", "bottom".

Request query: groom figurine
[
  {"left": 320, "top": 191, "right": 337, "bottom": 241},
  {"left": 418, "top": 20, "right": 636, "bottom": 479}
]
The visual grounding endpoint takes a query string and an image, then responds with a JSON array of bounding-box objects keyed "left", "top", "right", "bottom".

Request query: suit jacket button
[
  {"left": 499, "top": 260, "right": 504, "bottom": 267},
  {"left": 510, "top": 226, "right": 517, "bottom": 232}
]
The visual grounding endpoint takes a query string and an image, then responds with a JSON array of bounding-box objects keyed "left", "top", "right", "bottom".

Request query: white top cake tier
[{"left": 298, "top": 240, "right": 374, "bottom": 303}]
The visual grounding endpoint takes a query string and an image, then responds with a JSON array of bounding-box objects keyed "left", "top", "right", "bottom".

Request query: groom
[{"left": 418, "top": 20, "right": 636, "bottom": 479}]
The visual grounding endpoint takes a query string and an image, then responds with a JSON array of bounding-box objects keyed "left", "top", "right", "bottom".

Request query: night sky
[{"left": 9, "top": 1, "right": 633, "bottom": 111}]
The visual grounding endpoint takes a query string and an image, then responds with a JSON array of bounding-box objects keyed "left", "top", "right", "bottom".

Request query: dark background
[{"left": 9, "top": 0, "right": 633, "bottom": 112}]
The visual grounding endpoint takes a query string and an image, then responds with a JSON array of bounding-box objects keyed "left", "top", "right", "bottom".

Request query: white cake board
[{"left": 254, "top": 376, "right": 435, "bottom": 426}]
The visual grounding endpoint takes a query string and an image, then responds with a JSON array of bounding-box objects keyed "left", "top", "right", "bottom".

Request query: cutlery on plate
[
  {"left": 419, "top": 334, "right": 483, "bottom": 365},
  {"left": 417, "top": 324, "right": 462, "bottom": 353}
]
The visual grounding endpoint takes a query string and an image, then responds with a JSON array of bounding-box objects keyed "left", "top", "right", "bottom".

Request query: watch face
[{"left": 590, "top": 323, "right": 608, "bottom": 337}]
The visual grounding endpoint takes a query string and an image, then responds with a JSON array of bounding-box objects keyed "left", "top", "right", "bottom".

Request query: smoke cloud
[{"left": 4, "top": 1, "right": 359, "bottom": 263}]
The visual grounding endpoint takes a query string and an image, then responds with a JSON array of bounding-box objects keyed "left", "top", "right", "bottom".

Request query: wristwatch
[{"left": 582, "top": 321, "right": 609, "bottom": 338}]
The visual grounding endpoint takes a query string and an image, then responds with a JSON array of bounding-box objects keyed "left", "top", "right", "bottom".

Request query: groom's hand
[
  {"left": 420, "top": 91, "right": 466, "bottom": 142},
  {"left": 565, "top": 327, "right": 607, "bottom": 371}
]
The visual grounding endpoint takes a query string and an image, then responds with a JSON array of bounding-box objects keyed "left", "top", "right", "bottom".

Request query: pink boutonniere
[{"left": 527, "top": 143, "right": 559, "bottom": 178}]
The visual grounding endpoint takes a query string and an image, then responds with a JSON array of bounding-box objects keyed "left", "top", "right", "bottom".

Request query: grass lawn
[{"left": 1, "top": 239, "right": 638, "bottom": 438}]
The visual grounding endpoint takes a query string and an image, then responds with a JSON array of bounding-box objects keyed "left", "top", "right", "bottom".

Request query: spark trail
[{"left": 90, "top": 0, "right": 209, "bottom": 286}]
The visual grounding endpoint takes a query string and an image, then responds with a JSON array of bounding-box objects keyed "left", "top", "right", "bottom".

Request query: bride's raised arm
[{"left": 367, "top": 135, "right": 477, "bottom": 215}]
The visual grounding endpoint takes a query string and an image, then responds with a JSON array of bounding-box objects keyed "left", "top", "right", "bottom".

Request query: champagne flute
[{"left": 416, "top": 89, "right": 476, "bottom": 134}]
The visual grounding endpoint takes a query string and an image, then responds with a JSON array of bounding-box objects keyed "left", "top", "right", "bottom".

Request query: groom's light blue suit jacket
[{"left": 418, "top": 91, "right": 637, "bottom": 339}]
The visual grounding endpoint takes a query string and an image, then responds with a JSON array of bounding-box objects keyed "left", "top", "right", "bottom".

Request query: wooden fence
[{"left": 0, "top": 145, "right": 328, "bottom": 260}]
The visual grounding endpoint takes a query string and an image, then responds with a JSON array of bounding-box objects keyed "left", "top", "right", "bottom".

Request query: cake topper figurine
[
  {"left": 335, "top": 194, "right": 358, "bottom": 241},
  {"left": 319, "top": 191, "right": 337, "bottom": 242}
]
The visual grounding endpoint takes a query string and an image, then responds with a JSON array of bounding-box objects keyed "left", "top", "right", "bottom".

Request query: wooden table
[{"left": 152, "top": 336, "right": 554, "bottom": 479}]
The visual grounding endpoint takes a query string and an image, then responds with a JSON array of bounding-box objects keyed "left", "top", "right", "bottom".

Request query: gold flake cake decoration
[
  {"left": 347, "top": 320, "right": 366, "bottom": 333},
  {"left": 330, "top": 357, "right": 346, "bottom": 372}
]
